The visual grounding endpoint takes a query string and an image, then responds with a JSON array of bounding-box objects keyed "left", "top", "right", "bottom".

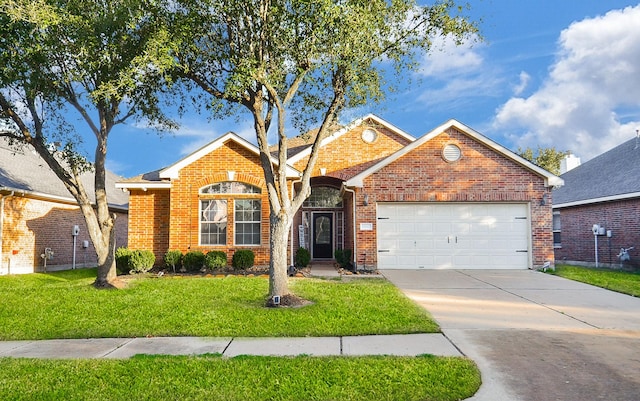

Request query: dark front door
[{"left": 313, "top": 213, "right": 333, "bottom": 259}]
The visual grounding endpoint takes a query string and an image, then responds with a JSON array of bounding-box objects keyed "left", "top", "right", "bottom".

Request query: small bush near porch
[{"left": 0, "top": 269, "right": 438, "bottom": 340}]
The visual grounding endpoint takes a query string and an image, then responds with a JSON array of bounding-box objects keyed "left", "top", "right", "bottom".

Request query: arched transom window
[
  {"left": 200, "top": 181, "right": 261, "bottom": 194},
  {"left": 303, "top": 186, "right": 343, "bottom": 208}
]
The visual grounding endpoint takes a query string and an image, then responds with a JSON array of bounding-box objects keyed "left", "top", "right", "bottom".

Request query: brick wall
[
  {"left": 293, "top": 124, "right": 412, "bottom": 178},
  {"left": 129, "top": 140, "right": 324, "bottom": 267},
  {"left": 355, "top": 127, "right": 554, "bottom": 268},
  {"left": 1, "top": 196, "right": 128, "bottom": 274},
  {"left": 127, "top": 188, "right": 170, "bottom": 264},
  {"left": 554, "top": 199, "right": 640, "bottom": 266}
]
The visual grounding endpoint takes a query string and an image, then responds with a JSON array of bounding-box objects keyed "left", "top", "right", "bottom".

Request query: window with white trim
[
  {"left": 553, "top": 211, "right": 561, "bottom": 248},
  {"left": 235, "top": 199, "right": 261, "bottom": 245}
]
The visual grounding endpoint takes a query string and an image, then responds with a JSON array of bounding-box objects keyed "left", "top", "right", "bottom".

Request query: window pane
[
  {"left": 553, "top": 232, "right": 561, "bottom": 245},
  {"left": 201, "top": 200, "right": 227, "bottom": 245},
  {"left": 304, "top": 186, "right": 343, "bottom": 208},
  {"left": 235, "top": 199, "right": 261, "bottom": 245},
  {"left": 552, "top": 213, "right": 561, "bottom": 231}
]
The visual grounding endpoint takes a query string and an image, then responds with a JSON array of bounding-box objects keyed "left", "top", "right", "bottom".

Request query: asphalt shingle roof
[
  {"left": 0, "top": 138, "right": 128, "bottom": 209},
  {"left": 554, "top": 137, "right": 640, "bottom": 205}
]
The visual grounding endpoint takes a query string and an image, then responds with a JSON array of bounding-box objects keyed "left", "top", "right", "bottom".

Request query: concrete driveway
[{"left": 382, "top": 269, "right": 640, "bottom": 401}]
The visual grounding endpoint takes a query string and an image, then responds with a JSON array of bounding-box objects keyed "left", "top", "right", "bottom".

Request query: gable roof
[
  {"left": 553, "top": 137, "right": 640, "bottom": 208},
  {"left": 116, "top": 132, "right": 301, "bottom": 189},
  {"left": 286, "top": 114, "right": 416, "bottom": 165},
  {"left": 344, "top": 119, "right": 564, "bottom": 188},
  {"left": 0, "top": 137, "right": 128, "bottom": 210}
]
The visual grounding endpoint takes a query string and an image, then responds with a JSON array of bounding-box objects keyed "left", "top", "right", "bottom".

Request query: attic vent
[{"left": 442, "top": 144, "right": 461, "bottom": 162}]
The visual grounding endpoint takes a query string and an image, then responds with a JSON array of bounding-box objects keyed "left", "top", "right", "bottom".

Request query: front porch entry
[{"left": 312, "top": 212, "right": 333, "bottom": 259}]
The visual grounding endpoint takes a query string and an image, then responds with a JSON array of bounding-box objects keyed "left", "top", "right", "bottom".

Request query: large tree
[
  {"left": 163, "top": 0, "right": 478, "bottom": 304},
  {"left": 0, "top": 0, "right": 173, "bottom": 286}
]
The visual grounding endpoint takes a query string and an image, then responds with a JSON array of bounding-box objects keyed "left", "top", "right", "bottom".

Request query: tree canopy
[
  {"left": 517, "top": 146, "right": 570, "bottom": 176},
  {"left": 162, "top": 0, "right": 479, "bottom": 302},
  {"left": 0, "top": 0, "right": 174, "bottom": 285}
]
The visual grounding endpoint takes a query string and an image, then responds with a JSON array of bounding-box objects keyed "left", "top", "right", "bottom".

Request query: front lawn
[
  {"left": 0, "top": 269, "right": 438, "bottom": 340},
  {"left": 0, "top": 269, "right": 482, "bottom": 401},
  {"left": 0, "top": 354, "right": 481, "bottom": 401},
  {"left": 549, "top": 264, "right": 640, "bottom": 296}
]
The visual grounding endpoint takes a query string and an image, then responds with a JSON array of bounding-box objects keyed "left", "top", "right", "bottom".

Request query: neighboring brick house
[
  {"left": 553, "top": 136, "right": 640, "bottom": 268},
  {"left": 118, "top": 115, "right": 562, "bottom": 270},
  {"left": 0, "top": 139, "right": 128, "bottom": 274}
]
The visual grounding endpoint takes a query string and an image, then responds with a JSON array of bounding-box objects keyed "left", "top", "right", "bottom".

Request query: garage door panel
[{"left": 377, "top": 203, "right": 530, "bottom": 270}]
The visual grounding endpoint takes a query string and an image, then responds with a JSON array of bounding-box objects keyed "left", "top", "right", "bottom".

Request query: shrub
[
  {"left": 182, "top": 251, "right": 206, "bottom": 272},
  {"left": 335, "top": 248, "right": 353, "bottom": 270},
  {"left": 129, "top": 250, "right": 156, "bottom": 274},
  {"left": 205, "top": 251, "right": 227, "bottom": 269},
  {"left": 232, "top": 249, "right": 255, "bottom": 270},
  {"left": 295, "top": 247, "right": 311, "bottom": 268},
  {"left": 164, "top": 250, "right": 183, "bottom": 272},
  {"left": 115, "top": 247, "right": 133, "bottom": 275}
]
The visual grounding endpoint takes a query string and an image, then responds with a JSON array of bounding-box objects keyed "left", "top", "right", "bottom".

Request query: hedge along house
[
  {"left": 117, "top": 115, "right": 563, "bottom": 270},
  {"left": 0, "top": 138, "right": 129, "bottom": 275}
]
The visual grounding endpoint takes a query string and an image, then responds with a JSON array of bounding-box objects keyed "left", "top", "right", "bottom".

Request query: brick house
[
  {"left": 118, "top": 115, "right": 562, "bottom": 270},
  {"left": 0, "top": 139, "right": 128, "bottom": 274},
  {"left": 553, "top": 136, "right": 640, "bottom": 268}
]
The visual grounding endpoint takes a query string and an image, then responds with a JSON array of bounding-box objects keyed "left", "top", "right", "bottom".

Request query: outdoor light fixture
[
  {"left": 363, "top": 194, "right": 369, "bottom": 206},
  {"left": 540, "top": 193, "right": 548, "bottom": 206}
]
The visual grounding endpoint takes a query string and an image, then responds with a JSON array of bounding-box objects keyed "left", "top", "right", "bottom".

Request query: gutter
[
  {"left": 290, "top": 177, "right": 302, "bottom": 268},
  {"left": 0, "top": 186, "right": 128, "bottom": 212},
  {"left": 341, "top": 186, "right": 357, "bottom": 269}
]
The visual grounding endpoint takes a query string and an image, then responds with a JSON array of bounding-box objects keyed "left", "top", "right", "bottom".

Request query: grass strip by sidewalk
[
  {"left": 0, "top": 269, "right": 438, "bottom": 340},
  {"left": 549, "top": 264, "right": 640, "bottom": 297},
  {"left": 0, "top": 354, "right": 480, "bottom": 401}
]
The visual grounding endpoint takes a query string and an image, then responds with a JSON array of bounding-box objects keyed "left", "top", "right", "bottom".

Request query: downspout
[
  {"left": 290, "top": 178, "right": 302, "bottom": 268},
  {"left": 342, "top": 186, "right": 357, "bottom": 269},
  {"left": 0, "top": 191, "right": 14, "bottom": 274}
]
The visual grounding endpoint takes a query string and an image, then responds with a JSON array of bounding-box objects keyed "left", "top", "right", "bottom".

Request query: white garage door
[{"left": 377, "top": 203, "right": 530, "bottom": 269}]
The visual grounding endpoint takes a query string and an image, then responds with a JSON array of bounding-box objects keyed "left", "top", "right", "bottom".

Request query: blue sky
[{"left": 107, "top": 0, "right": 640, "bottom": 178}]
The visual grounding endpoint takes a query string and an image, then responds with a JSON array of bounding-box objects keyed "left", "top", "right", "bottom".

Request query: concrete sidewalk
[{"left": 0, "top": 333, "right": 461, "bottom": 359}]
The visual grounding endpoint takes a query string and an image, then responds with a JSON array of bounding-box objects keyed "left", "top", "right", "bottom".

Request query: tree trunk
[
  {"left": 268, "top": 211, "right": 292, "bottom": 300},
  {"left": 92, "top": 214, "right": 118, "bottom": 288}
]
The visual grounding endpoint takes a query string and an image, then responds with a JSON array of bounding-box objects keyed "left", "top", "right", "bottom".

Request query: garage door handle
[
  {"left": 378, "top": 250, "right": 390, "bottom": 253},
  {"left": 516, "top": 250, "right": 528, "bottom": 253}
]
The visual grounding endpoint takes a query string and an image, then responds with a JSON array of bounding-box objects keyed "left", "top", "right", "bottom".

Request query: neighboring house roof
[
  {"left": 0, "top": 138, "right": 129, "bottom": 210},
  {"left": 553, "top": 137, "right": 640, "bottom": 208},
  {"left": 286, "top": 114, "right": 416, "bottom": 165},
  {"left": 345, "top": 119, "right": 564, "bottom": 188},
  {"left": 116, "top": 131, "right": 302, "bottom": 190}
]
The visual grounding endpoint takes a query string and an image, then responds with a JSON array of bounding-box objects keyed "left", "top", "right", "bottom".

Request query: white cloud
[
  {"left": 512, "top": 71, "right": 530, "bottom": 96},
  {"left": 494, "top": 5, "right": 640, "bottom": 161},
  {"left": 418, "top": 34, "right": 484, "bottom": 78}
]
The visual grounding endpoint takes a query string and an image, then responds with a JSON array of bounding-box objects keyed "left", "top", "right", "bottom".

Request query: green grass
[
  {"left": 549, "top": 264, "right": 640, "bottom": 296},
  {"left": 0, "top": 269, "right": 438, "bottom": 340},
  {"left": 0, "top": 270, "right": 481, "bottom": 401},
  {"left": 0, "top": 354, "right": 480, "bottom": 401}
]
